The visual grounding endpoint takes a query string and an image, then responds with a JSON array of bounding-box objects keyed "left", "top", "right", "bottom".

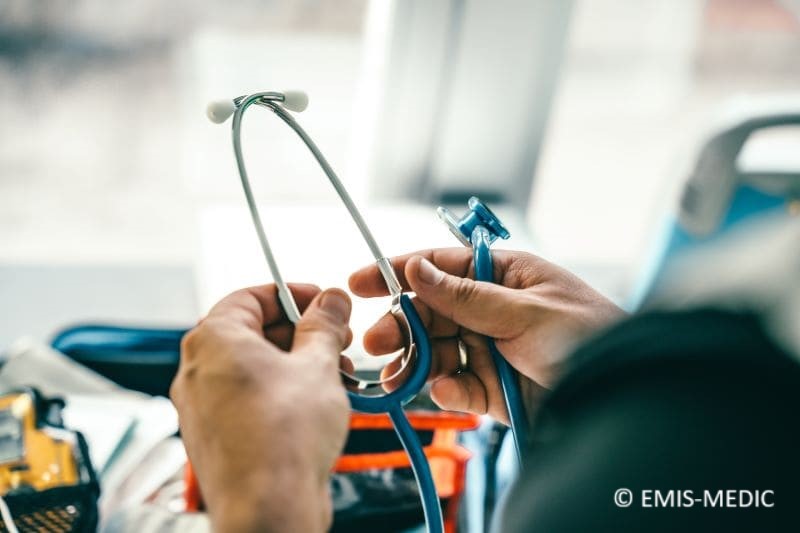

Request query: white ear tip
[
  {"left": 206, "top": 99, "right": 236, "bottom": 123},
  {"left": 281, "top": 91, "right": 309, "bottom": 112}
]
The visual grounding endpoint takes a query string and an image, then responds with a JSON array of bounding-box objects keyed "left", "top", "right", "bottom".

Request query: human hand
[
  {"left": 349, "top": 249, "right": 624, "bottom": 424},
  {"left": 170, "top": 284, "right": 353, "bottom": 533}
]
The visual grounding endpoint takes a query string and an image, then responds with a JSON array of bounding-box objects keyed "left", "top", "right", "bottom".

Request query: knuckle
[
  {"left": 296, "top": 313, "right": 346, "bottom": 349},
  {"left": 453, "top": 277, "right": 478, "bottom": 306},
  {"left": 180, "top": 328, "right": 201, "bottom": 358},
  {"left": 510, "top": 294, "right": 540, "bottom": 334},
  {"left": 168, "top": 378, "right": 181, "bottom": 404},
  {"left": 294, "top": 317, "right": 322, "bottom": 338},
  {"left": 170, "top": 359, "right": 200, "bottom": 408},
  {"left": 180, "top": 318, "right": 225, "bottom": 359},
  {"left": 504, "top": 254, "right": 537, "bottom": 287},
  {"left": 227, "top": 286, "right": 259, "bottom": 301}
]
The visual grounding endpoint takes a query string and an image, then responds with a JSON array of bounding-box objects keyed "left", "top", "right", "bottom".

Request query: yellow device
[
  {"left": 0, "top": 389, "right": 98, "bottom": 533},
  {"left": 0, "top": 392, "right": 79, "bottom": 494}
]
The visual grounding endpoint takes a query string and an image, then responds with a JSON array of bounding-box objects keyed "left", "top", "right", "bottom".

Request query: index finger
[
  {"left": 349, "top": 248, "right": 475, "bottom": 297},
  {"left": 206, "top": 283, "right": 321, "bottom": 332}
]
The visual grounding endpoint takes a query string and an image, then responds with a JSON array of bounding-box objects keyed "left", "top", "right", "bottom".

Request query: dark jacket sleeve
[{"left": 499, "top": 309, "right": 800, "bottom": 533}]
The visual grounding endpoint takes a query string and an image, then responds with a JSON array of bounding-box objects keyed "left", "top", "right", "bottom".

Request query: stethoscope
[{"left": 207, "top": 90, "right": 527, "bottom": 533}]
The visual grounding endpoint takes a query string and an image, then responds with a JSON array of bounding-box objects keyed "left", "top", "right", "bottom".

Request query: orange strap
[{"left": 348, "top": 411, "right": 481, "bottom": 431}]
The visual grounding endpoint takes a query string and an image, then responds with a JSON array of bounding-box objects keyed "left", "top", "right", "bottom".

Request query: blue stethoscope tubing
[
  {"left": 471, "top": 226, "right": 529, "bottom": 466},
  {"left": 213, "top": 92, "right": 444, "bottom": 533},
  {"left": 352, "top": 295, "right": 444, "bottom": 533}
]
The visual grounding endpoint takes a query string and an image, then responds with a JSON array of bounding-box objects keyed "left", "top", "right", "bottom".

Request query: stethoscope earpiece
[
  {"left": 279, "top": 90, "right": 309, "bottom": 112},
  {"left": 206, "top": 99, "right": 236, "bottom": 124}
]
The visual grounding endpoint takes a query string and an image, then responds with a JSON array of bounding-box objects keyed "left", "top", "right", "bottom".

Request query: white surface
[
  {"left": 63, "top": 397, "right": 136, "bottom": 472},
  {"left": 98, "top": 396, "right": 179, "bottom": 520},
  {"left": 101, "top": 437, "right": 187, "bottom": 523}
]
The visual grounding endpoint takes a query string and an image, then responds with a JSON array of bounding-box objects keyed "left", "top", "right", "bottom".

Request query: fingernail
[
  {"left": 417, "top": 258, "right": 445, "bottom": 286},
  {"left": 320, "top": 291, "right": 350, "bottom": 322}
]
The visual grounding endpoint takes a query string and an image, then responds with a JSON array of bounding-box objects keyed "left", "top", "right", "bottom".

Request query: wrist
[{"left": 210, "top": 469, "right": 332, "bottom": 533}]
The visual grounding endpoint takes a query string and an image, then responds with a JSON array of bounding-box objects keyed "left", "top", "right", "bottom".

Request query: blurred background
[{"left": 1, "top": 0, "right": 799, "bottom": 348}]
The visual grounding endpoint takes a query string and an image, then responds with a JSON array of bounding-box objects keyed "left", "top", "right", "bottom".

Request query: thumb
[
  {"left": 292, "top": 288, "right": 352, "bottom": 359},
  {"left": 405, "top": 256, "right": 525, "bottom": 339}
]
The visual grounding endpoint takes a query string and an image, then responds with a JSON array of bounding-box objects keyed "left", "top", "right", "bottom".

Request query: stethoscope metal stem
[{"left": 230, "top": 92, "right": 403, "bottom": 322}]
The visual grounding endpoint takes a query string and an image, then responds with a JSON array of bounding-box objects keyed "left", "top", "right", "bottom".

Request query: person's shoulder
[{"left": 548, "top": 306, "right": 800, "bottom": 412}]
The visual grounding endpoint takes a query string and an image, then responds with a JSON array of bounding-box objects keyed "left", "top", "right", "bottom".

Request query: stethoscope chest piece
[{"left": 437, "top": 197, "right": 510, "bottom": 246}]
